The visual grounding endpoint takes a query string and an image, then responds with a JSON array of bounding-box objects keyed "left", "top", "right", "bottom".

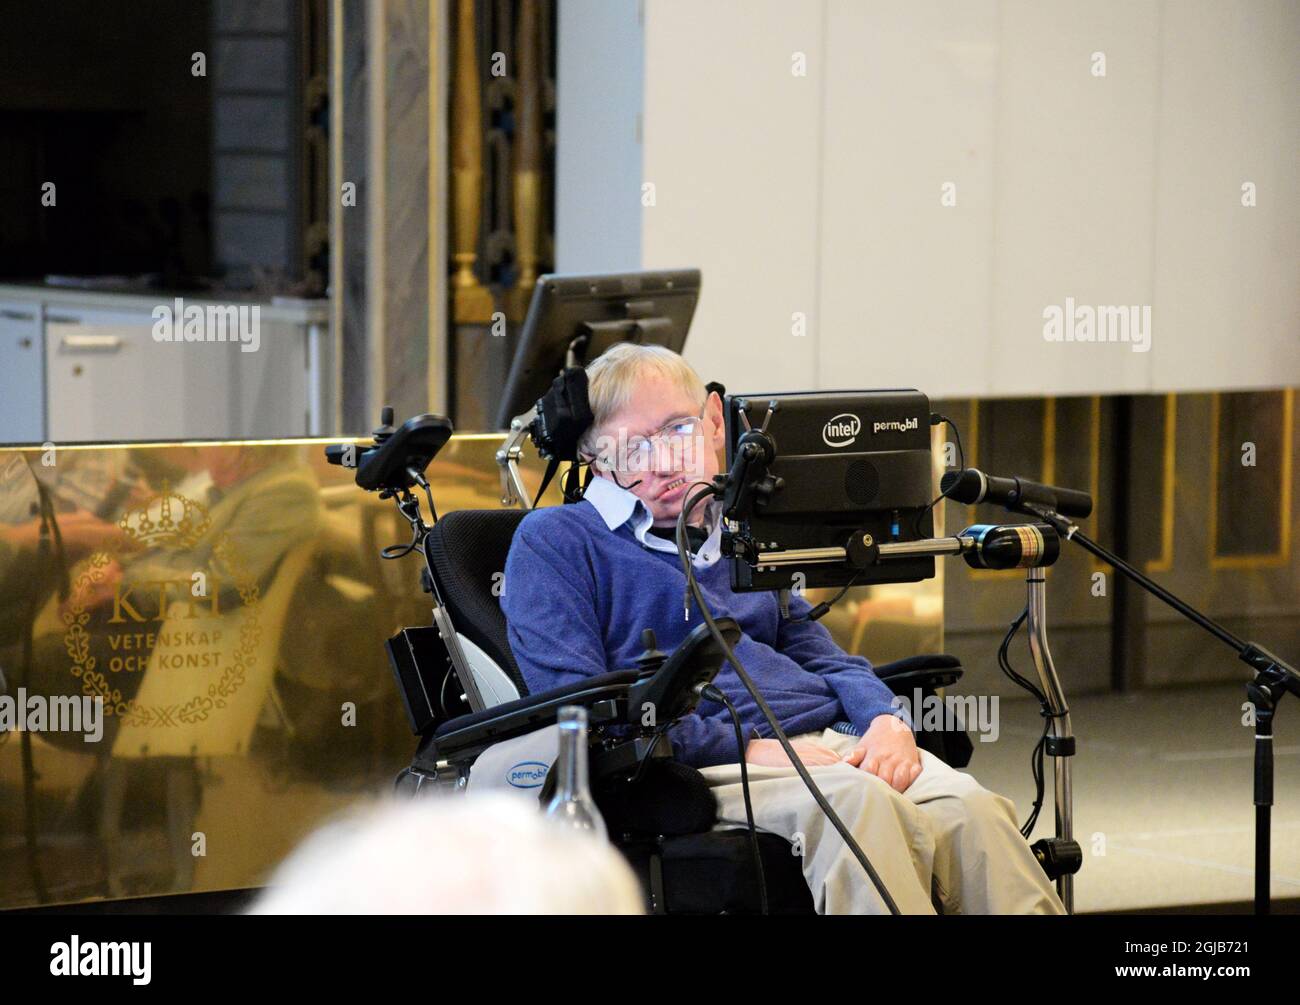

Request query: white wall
[
  {"left": 1151, "top": 0, "right": 1300, "bottom": 392},
  {"left": 559, "top": 0, "right": 1300, "bottom": 398},
  {"left": 555, "top": 0, "right": 644, "bottom": 273},
  {"left": 640, "top": 0, "right": 826, "bottom": 392}
]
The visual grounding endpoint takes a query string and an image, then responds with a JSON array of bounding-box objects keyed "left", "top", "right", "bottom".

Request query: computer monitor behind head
[
  {"left": 493, "top": 269, "right": 701, "bottom": 429},
  {"left": 722, "top": 389, "right": 937, "bottom": 592}
]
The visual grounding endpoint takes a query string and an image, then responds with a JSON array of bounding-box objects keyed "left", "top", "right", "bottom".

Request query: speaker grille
[{"left": 845, "top": 459, "right": 879, "bottom": 505}]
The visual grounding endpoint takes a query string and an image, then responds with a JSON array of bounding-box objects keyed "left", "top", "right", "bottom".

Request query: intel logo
[
  {"left": 507, "top": 761, "right": 549, "bottom": 788},
  {"left": 822, "top": 413, "right": 861, "bottom": 448}
]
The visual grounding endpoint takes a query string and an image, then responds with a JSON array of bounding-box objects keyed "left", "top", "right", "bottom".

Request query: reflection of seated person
[
  {"left": 0, "top": 449, "right": 146, "bottom": 649},
  {"left": 25, "top": 445, "right": 322, "bottom": 749},
  {"left": 87, "top": 446, "right": 321, "bottom": 617},
  {"left": 501, "top": 344, "right": 1064, "bottom": 915}
]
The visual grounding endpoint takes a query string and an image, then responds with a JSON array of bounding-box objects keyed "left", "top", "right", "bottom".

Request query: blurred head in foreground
[{"left": 248, "top": 795, "right": 645, "bottom": 915}]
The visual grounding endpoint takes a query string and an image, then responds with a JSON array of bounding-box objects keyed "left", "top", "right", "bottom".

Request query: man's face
[{"left": 590, "top": 371, "right": 727, "bottom": 527}]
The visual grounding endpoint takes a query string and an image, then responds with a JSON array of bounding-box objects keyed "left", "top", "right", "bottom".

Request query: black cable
[
  {"left": 628, "top": 724, "right": 671, "bottom": 786},
  {"left": 420, "top": 481, "right": 439, "bottom": 525},
  {"left": 781, "top": 567, "right": 866, "bottom": 623},
  {"left": 913, "top": 413, "right": 966, "bottom": 539},
  {"left": 994, "top": 607, "right": 1055, "bottom": 838},
  {"left": 605, "top": 466, "right": 643, "bottom": 494},
  {"left": 561, "top": 458, "right": 600, "bottom": 504},
  {"left": 675, "top": 482, "right": 901, "bottom": 915},
  {"left": 702, "top": 682, "right": 768, "bottom": 915},
  {"left": 998, "top": 609, "right": 1045, "bottom": 701},
  {"left": 1024, "top": 718, "right": 1050, "bottom": 839},
  {"left": 380, "top": 525, "right": 422, "bottom": 560},
  {"left": 380, "top": 490, "right": 434, "bottom": 560}
]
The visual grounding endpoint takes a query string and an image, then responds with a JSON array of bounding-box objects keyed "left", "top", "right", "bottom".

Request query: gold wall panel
[{"left": 0, "top": 432, "right": 941, "bottom": 908}]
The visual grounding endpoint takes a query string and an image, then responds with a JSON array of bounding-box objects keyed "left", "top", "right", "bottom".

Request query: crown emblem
[{"left": 118, "top": 481, "right": 211, "bottom": 548}]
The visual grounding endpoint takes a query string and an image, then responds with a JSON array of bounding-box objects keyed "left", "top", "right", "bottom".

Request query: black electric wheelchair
[{"left": 327, "top": 410, "right": 972, "bottom": 914}]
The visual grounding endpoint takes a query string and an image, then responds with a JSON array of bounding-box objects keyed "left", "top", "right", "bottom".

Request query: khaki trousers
[{"left": 697, "top": 727, "right": 1067, "bottom": 915}]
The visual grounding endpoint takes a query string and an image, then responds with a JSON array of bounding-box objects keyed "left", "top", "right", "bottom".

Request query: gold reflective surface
[{"left": 0, "top": 433, "right": 941, "bottom": 908}]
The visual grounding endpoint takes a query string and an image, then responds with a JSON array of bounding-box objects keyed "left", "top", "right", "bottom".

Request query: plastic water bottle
[{"left": 543, "top": 705, "right": 607, "bottom": 841}]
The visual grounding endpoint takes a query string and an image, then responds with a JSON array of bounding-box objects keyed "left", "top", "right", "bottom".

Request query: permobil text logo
[
  {"left": 508, "top": 761, "right": 549, "bottom": 788},
  {"left": 872, "top": 417, "right": 920, "bottom": 435}
]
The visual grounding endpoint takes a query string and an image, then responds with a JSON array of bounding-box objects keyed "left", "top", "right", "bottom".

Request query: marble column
[{"left": 333, "top": 0, "right": 447, "bottom": 433}]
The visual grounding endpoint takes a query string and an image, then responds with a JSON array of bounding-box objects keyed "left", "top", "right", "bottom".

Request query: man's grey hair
[
  {"left": 577, "top": 343, "right": 707, "bottom": 460},
  {"left": 248, "top": 795, "right": 645, "bottom": 914}
]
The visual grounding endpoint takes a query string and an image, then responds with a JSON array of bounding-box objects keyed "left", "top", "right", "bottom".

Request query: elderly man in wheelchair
[{"left": 336, "top": 344, "right": 1067, "bottom": 915}]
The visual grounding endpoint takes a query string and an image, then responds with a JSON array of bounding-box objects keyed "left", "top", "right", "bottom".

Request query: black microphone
[{"left": 940, "top": 467, "right": 1093, "bottom": 519}]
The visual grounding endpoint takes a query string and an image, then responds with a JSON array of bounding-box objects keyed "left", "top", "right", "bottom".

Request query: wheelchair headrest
[{"left": 531, "top": 366, "right": 593, "bottom": 463}]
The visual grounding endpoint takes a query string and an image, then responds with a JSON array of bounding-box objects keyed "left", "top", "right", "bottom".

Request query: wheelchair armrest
[
  {"left": 877, "top": 654, "right": 974, "bottom": 769},
  {"left": 426, "top": 669, "right": 642, "bottom": 762},
  {"left": 875, "top": 653, "right": 963, "bottom": 693},
  {"left": 421, "top": 620, "right": 740, "bottom": 767}
]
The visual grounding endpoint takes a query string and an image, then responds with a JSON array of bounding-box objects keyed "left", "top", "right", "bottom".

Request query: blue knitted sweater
[{"left": 499, "top": 497, "right": 904, "bottom": 768}]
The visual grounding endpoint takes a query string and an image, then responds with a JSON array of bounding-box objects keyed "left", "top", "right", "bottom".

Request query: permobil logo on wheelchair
[{"left": 508, "top": 762, "right": 550, "bottom": 788}]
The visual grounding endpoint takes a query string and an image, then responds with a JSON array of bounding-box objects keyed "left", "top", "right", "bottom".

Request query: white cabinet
[
  {"left": 0, "top": 303, "right": 44, "bottom": 443},
  {"left": 45, "top": 305, "right": 199, "bottom": 442},
  {"left": 0, "top": 286, "right": 331, "bottom": 444}
]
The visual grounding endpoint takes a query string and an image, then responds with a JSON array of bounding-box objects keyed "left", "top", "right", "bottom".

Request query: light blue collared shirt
[{"left": 581, "top": 473, "right": 722, "bottom": 571}]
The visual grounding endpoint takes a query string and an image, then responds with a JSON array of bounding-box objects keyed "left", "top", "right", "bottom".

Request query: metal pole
[{"left": 1025, "top": 570, "right": 1075, "bottom": 914}]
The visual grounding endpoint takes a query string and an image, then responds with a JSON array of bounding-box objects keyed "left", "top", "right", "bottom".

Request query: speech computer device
[{"left": 721, "top": 389, "right": 937, "bottom": 592}]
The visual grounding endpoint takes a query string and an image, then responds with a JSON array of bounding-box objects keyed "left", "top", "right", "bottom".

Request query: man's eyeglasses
[{"left": 591, "top": 404, "right": 708, "bottom": 473}]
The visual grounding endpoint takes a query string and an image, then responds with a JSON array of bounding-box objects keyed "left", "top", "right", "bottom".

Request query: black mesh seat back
[{"left": 424, "top": 509, "right": 528, "bottom": 695}]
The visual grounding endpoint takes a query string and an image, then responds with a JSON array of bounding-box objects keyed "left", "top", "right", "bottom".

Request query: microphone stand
[
  {"left": 1024, "top": 565, "right": 1078, "bottom": 913},
  {"left": 1021, "top": 501, "right": 1300, "bottom": 915},
  {"left": 865, "top": 534, "right": 1080, "bottom": 912}
]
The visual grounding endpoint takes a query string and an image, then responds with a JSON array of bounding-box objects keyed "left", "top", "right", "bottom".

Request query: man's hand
[
  {"left": 842, "top": 713, "right": 922, "bottom": 792},
  {"left": 745, "top": 737, "right": 841, "bottom": 767}
]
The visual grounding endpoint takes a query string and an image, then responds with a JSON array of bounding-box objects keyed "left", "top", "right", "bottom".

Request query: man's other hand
[
  {"left": 745, "top": 738, "right": 842, "bottom": 767},
  {"left": 842, "top": 714, "right": 922, "bottom": 792}
]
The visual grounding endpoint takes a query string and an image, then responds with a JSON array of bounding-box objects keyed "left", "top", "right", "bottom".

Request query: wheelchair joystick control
[
  {"left": 373, "top": 406, "right": 396, "bottom": 444},
  {"left": 634, "top": 629, "right": 667, "bottom": 676}
]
